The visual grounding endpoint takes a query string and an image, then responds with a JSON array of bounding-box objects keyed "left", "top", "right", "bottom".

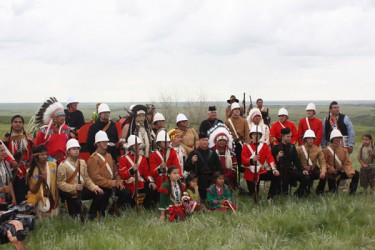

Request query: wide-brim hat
[{"left": 227, "top": 95, "right": 239, "bottom": 104}]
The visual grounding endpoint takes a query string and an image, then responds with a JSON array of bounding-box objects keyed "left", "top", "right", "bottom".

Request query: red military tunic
[
  {"left": 149, "top": 148, "right": 182, "bottom": 189},
  {"left": 118, "top": 153, "right": 151, "bottom": 194},
  {"left": 241, "top": 143, "right": 275, "bottom": 182},
  {"left": 297, "top": 117, "right": 323, "bottom": 146},
  {"left": 35, "top": 124, "right": 70, "bottom": 163},
  {"left": 270, "top": 120, "right": 298, "bottom": 146}
]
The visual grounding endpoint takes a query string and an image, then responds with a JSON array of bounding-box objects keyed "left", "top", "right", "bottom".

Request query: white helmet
[
  {"left": 231, "top": 102, "right": 241, "bottom": 111},
  {"left": 176, "top": 113, "right": 188, "bottom": 124},
  {"left": 153, "top": 113, "right": 165, "bottom": 123},
  {"left": 156, "top": 130, "right": 170, "bottom": 143},
  {"left": 95, "top": 130, "right": 109, "bottom": 144},
  {"left": 305, "top": 103, "right": 316, "bottom": 111},
  {"left": 330, "top": 129, "right": 343, "bottom": 141},
  {"left": 66, "top": 138, "right": 81, "bottom": 151},
  {"left": 67, "top": 97, "right": 79, "bottom": 106},
  {"left": 303, "top": 129, "right": 316, "bottom": 140},
  {"left": 98, "top": 103, "right": 110, "bottom": 114},
  {"left": 127, "top": 135, "right": 142, "bottom": 148},
  {"left": 278, "top": 108, "right": 288, "bottom": 116},
  {"left": 249, "top": 125, "right": 262, "bottom": 135}
]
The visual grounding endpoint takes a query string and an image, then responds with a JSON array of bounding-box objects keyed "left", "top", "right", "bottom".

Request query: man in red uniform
[
  {"left": 149, "top": 130, "right": 182, "bottom": 190},
  {"left": 297, "top": 103, "right": 323, "bottom": 146},
  {"left": 270, "top": 108, "right": 297, "bottom": 146},
  {"left": 242, "top": 126, "right": 280, "bottom": 199},
  {"left": 118, "top": 135, "right": 157, "bottom": 208},
  {"left": 34, "top": 97, "right": 70, "bottom": 164}
]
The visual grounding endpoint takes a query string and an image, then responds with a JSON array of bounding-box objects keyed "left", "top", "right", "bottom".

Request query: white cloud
[{"left": 0, "top": 0, "right": 374, "bottom": 102}]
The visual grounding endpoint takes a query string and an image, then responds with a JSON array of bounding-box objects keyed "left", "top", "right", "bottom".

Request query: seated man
[
  {"left": 57, "top": 139, "right": 104, "bottom": 218},
  {"left": 271, "top": 127, "right": 309, "bottom": 197},
  {"left": 323, "top": 129, "right": 359, "bottom": 195}
]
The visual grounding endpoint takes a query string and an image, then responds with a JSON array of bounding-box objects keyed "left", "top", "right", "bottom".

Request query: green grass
[
  {"left": 5, "top": 193, "right": 374, "bottom": 250},
  {"left": 1, "top": 103, "right": 374, "bottom": 249}
]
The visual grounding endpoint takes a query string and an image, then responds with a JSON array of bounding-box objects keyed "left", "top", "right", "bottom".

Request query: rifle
[
  {"left": 333, "top": 149, "right": 341, "bottom": 192},
  {"left": 109, "top": 156, "right": 120, "bottom": 217},
  {"left": 246, "top": 95, "right": 253, "bottom": 116},
  {"left": 253, "top": 125, "right": 259, "bottom": 203},
  {"left": 242, "top": 93, "right": 246, "bottom": 118},
  {"left": 134, "top": 135, "right": 140, "bottom": 214},
  {"left": 36, "top": 163, "right": 55, "bottom": 212},
  {"left": 77, "top": 159, "right": 87, "bottom": 223},
  {"left": 278, "top": 144, "right": 284, "bottom": 195},
  {"left": 193, "top": 136, "right": 197, "bottom": 174}
]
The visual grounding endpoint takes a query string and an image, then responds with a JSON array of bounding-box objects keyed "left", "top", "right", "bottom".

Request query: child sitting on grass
[
  {"left": 183, "top": 173, "right": 206, "bottom": 213},
  {"left": 159, "top": 166, "right": 186, "bottom": 221},
  {"left": 206, "top": 172, "right": 236, "bottom": 212},
  {"left": 357, "top": 134, "right": 375, "bottom": 194}
]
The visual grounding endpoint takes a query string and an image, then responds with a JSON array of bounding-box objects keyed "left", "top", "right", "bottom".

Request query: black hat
[
  {"left": 208, "top": 106, "right": 217, "bottom": 111},
  {"left": 281, "top": 127, "right": 291, "bottom": 135},
  {"left": 227, "top": 95, "right": 239, "bottom": 104},
  {"left": 199, "top": 131, "right": 209, "bottom": 139}
]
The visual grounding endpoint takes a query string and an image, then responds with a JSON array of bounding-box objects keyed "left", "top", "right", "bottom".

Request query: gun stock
[
  {"left": 135, "top": 126, "right": 140, "bottom": 214},
  {"left": 253, "top": 125, "right": 259, "bottom": 204}
]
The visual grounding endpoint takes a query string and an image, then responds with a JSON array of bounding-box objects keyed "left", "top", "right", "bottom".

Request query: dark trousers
[
  {"left": 59, "top": 187, "right": 95, "bottom": 217},
  {"left": 327, "top": 170, "right": 359, "bottom": 194},
  {"left": 246, "top": 171, "right": 280, "bottom": 199},
  {"left": 13, "top": 176, "right": 29, "bottom": 204},
  {"left": 308, "top": 170, "right": 327, "bottom": 195},
  {"left": 89, "top": 187, "right": 132, "bottom": 218},
  {"left": 271, "top": 170, "right": 309, "bottom": 197},
  {"left": 142, "top": 184, "right": 159, "bottom": 209},
  {"left": 198, "top": 174, "right": 214, "bottom": 201}
]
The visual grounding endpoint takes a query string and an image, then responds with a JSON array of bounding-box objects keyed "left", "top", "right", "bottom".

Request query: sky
[{"left": 0, "top": 0, "right": 374, "bottom": 103}]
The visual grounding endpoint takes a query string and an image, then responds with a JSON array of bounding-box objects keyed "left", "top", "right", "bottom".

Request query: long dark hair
[
  {"left": 212, "top": 171, "right": 224, "bottom": 185},
  {"left": 185, "top": 173, "right": 198, "bottom": 192},
  {"left": 27, "top": 145, "right": 47, "bottom": 181},
  {"left": 167, "top": 166, "right": 183, "bottom": 198},
  {"left": 360, "top": 134, "right": 374, "bottom": 160}
]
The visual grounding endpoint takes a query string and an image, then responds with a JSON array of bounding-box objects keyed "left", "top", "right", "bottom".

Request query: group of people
[{"left": 0, "top": 95, "right": 374, "bottom": 223}]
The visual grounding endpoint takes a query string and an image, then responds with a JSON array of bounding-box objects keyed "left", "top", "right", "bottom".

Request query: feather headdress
[
  {"left": 208, "top": 124, "right": 234, "bottom": 151},
  {"left": 28, "top": 97, "right": 65, "bottom": 138}
]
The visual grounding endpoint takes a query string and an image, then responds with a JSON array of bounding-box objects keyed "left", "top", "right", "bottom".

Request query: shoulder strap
[
  {"left": 65, "top": 160, "right": 84, "bottom": 184},
  {"left": 102, "top": 121, "right": 111, "bottom": 132},
  {"left": 278, "top": 121, "right": 285, "bottom": 129},
  {"left": 95, "top": 153, "right": 113, "bottom": 178},
  {"left": 305, "top": 117, "right": 311, "bottom": 130},
  {"left": 327, "top": 147, "right": 342, "bottom": 167},
  {"left": 301, "top": 145, "right": 313, "bottom": 166},
  {"left": 228, "top": 118, "right": 240, "bottom": 142}
]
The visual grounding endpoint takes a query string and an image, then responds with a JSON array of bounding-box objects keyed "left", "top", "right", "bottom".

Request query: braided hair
[
  {"left": 360, "top": 134, "right": 373, "bottom": 161},
  {"left": 27, "top": 145, "right": 47, "bottom": 182},
  {"left": 167, "top": 166, "right": 183, "bottom": 201}
]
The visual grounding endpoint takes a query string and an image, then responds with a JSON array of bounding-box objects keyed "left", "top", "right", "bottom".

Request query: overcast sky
[{"left": 1, "top": 0, "right": 374, "bottom": 103}]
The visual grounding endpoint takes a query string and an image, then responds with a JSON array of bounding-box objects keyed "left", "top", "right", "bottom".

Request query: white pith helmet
[
  {"left": 156, "top": 130, "right": 170, "bottom": 143},
  {"left": 303, "top": 129, "right": 316, "bottom": 140},
  {"left": 67, "top": 97, "right": 79, "bottom": 106},
  {"left": 98, "top": 103, "right": 110, "bottom": 114},
  {"left": 330, "top": 129, "right": 343, "bottom": 141},
  {"left": 231, "top": 102, "right": 241, "bottom": 111},
  {"left": 153, "top": 113, "right": 165, "bottom": 123},
  {"left": 305, "top": 103, "right": 316, "bottom": 111},
  {"left": 95, "top": 130, "right": 109, "bottom": 144},
  {"left": 127, "top": 135, "right": 142, "bottom": 147},
  {"left": 278, "top": 108, "right": 288, "bottom": 116},
  {"left": 66, "top": 138, "right": 81, "bottom": 151},
  {"left": 249, "top": 125, "right": 263, "bottom": 135},
  {"left": 176, "top": 113, "right": 188, "bottom": 124}
]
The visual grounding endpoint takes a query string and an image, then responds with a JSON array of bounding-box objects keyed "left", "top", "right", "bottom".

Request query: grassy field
[{"left": 1, "top": 102, "right": 374, "bottom": 250}]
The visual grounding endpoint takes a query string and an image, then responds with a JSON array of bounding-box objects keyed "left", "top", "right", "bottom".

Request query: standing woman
[
  {"left": 2, "top": 115, "right": 33, "bottom": 204},
  {"left": 26, "top": 145, "right": 59, "bottom": 218},
  {"left": 0, "top": 142, "right": 16, "bottom": 205}
]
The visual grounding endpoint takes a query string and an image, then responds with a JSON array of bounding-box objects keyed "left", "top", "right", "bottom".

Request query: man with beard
[
  {"left": 199, "top": 106, "right": 224, "bottom": 135},
  {"left": 271, "top": 127, "right": 309, "bottom": 197},
  {"left": 86, "top": 103, "right": 119, "bottom": 162}
]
